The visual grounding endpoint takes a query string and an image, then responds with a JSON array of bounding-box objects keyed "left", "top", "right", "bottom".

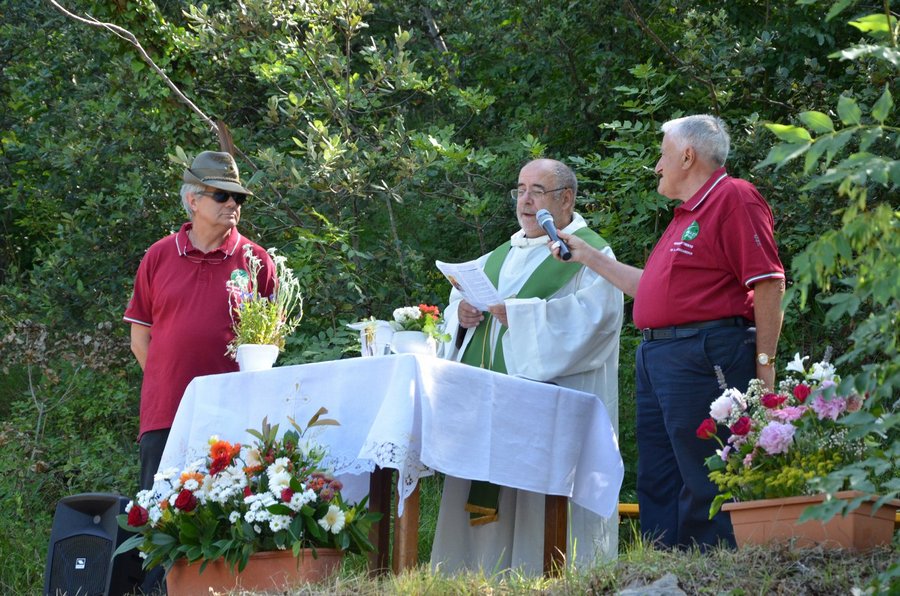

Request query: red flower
[
  {"left": 760, "top": 393, "right": 787, "bottom": 409},
  {"left": 174, "top": 489, "right": 198, "bottom": 512},
  {"left": 281, "top": 488, "right": 294, "bottom": 503},
  {"left": 244, "top": 486, "right": 252, "bottom": 498},
  {"left": 793, "top": 384, "right": 811, "bottom": 403},
  {"left": 208, "top": 456, "right": 229, "bottom": 476},
  {"left": 127, "top": 504, "right": 149, "bottom": 527},
  {"left": 729, "top": 416, "right": 752, "bottom": 436},
  {"left": 696, "top": 418, "right": 718, "bottom": 439}
]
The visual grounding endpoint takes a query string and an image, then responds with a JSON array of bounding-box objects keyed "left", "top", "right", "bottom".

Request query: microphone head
[{"left": 535, "top": 209, "right": 553, "bottom": 227}]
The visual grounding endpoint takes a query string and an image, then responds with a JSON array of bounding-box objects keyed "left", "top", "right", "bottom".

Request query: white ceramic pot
[
  {"left": 390, "top": 330, "right": 436, "bottom": 356},
  {"left": 236, "top": 344, "right": 279, "bottom": 372}
]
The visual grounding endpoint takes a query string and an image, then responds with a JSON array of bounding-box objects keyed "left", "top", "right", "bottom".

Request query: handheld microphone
[{"left": 535, "top": 209, "right": 572, "bottom": 261}]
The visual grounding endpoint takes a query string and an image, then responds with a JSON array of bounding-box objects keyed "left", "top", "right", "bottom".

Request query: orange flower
[
  {"left": 179, "top": 471, "right": 204, "bottom": 487},
  {"left": 418, "top": 304, "right": 440, "bottom": 317},
  {"left": 209, "top": 439, "right": 240, "bottom": 461}
]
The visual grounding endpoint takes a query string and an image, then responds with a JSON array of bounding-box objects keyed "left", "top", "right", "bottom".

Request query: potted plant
[
  {"left": 389, "top": 304, "right": 450, "bottom": 355},
  {"left": 226, "top": 244, "right": 303, "bottom": 371},
  {"left": 697, "top": 351, "right": 898, "bottom": 549},
  {"left": 115, "top": 409, "right": 380, "bottom": 592}
]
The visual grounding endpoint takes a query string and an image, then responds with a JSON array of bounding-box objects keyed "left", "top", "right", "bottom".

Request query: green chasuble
[{"left": 459, "top": 226, "right": 609, "bottom": 524}]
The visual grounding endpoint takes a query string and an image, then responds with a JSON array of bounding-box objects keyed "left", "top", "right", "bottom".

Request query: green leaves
[
  {"left": 765, "top": 123, "right": 812, "bottom": 143},
  {"left": 798, "top": 111, "right": 834, "bottom": 134},
  {"left": 836, "top": 95, "right": 862, "bottom": 125}
]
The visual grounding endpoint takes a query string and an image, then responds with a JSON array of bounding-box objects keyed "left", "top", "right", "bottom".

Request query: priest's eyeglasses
[{"left": 509, "top": 187, "right": 569, "bottom": 201}]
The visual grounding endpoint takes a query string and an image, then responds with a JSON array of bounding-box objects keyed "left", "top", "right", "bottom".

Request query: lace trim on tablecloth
[{"left": 360, "top": 440, "right": 433, "bottom": 514}]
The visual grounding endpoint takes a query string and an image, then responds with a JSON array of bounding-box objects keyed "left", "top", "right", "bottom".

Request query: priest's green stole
[{"left": 459, "top": 226, "right": 609, "bottom": 524}]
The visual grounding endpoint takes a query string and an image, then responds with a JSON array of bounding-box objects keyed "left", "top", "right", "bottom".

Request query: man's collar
[
  {"left": 679, "top": 167, "right": 728, "bottom": 212},
  {"left": 175, "top": 222, "right": 242, "bottom": 257}
]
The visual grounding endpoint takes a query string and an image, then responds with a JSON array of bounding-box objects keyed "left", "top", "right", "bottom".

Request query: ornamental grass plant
[
  {"left": 115, "top": 410, "right": 380, "bottom": 573},
  {"left": 226, "top": 245, "right": 303, "bottom": 357},
  {"left": 697, "top": 351, "right": 870, "bottom": 516}
]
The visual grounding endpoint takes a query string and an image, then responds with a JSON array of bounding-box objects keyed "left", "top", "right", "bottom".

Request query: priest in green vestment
[{"left": 430, "top": 159, "right": 624, "bottom": 575}]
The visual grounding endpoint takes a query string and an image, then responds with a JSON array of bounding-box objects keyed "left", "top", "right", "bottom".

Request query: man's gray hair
[
  {"left": 180, "top": 183, "right": 205, "bottom": 219},
  {"left": 552, "top": 161, "right": 578, "bottom": 199},
  {"left": 661, "top": 115, "right": 730, "bottom": 167}
]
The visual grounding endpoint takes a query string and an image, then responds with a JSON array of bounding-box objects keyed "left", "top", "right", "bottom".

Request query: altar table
[{"left": 158, "top": 354, "right": 623, "bottom": 572}]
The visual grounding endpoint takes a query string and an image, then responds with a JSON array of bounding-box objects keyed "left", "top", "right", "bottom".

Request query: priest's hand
[
  {"left": 487, "top": 303, "right": 508, "bottom": 327},
  {"left": 457, "top": 300, "right": 485, "bottom": 328}
]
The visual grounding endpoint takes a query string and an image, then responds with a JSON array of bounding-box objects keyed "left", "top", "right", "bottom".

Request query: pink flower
[
  {"left": 846, "top": 394, "right": 863, "bottom": 412},
  {"left": 758, "top": 421, "right": 795, "bottom": 455},
  {"left": 768, "top": 405, "right": 807, "bottom": 422},
  {"left": 810, "top": 394, "right": 847, "bottom": 421}
]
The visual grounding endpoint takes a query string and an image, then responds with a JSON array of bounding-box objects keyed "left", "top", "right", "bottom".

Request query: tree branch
[
  {"left": 47, "top": 0, "right": 219, "bottom": 135},
  {"left": 622, "top": 0, "right": 720, "bottom": 114}
]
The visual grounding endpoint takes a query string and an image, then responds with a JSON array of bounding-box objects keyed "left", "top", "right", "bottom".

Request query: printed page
[{"left": 435, "top": 260, "right": 503, "bottom": 311}]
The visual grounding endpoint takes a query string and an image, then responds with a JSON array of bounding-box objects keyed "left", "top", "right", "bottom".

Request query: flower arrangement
[
  {"left": 115, "top": 409, "right": 380, "bottom": 572},
  {"left": 391, "top": 304, "right": 450, "bottom": 342},
  {"left": 225, "top": 244, "right": 303, "bottom": 357},
  {"left": 697, "top": 351, "right": 866, "bottom": 516}
]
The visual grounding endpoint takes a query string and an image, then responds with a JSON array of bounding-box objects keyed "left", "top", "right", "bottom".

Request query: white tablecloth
[{"left": 158, "top": 354, "right": 623, "bottom": 517}]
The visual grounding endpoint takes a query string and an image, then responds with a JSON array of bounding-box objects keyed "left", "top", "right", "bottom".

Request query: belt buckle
[{"left": 641, "top": 328, "right": 653, "bottom": 341}]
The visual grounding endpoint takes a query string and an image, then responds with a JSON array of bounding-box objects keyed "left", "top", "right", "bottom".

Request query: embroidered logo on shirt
[
  {"left": 681, "top": 221, "right": 700, "bottom": 241},
  {"left": 229, "top": 269, "right": 250, "bottom": 292}
]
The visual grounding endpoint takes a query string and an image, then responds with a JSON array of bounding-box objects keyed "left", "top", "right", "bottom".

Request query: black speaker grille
[{"left": 47, "top": 535, "right": 112, "bottom": 596}]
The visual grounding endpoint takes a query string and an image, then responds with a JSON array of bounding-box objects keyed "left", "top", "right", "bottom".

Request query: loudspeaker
[{"left": 44, "top": 493, "right": 145, "bottom": 596}]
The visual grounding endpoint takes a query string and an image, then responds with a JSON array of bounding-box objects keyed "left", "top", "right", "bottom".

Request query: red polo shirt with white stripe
[
  {"left": 124, "top": 223, "right": 275, "bottom": 438},
  {"left": 633, "top": 167, "right": 784, "bottom": 329}
]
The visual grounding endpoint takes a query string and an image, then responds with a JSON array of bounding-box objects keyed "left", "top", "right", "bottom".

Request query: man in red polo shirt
[
  {"left": 553, "top": 115, "right": 784, "bottom": 550},
  {"left": 124, "top": 151, "right": 275, "bottom": 492}
]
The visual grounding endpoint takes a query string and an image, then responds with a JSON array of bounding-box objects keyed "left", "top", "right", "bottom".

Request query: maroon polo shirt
[
  {"left": 124, "top": 223, "right": 275, "bottom": 438},
  {"left": 633, "top": 168, "right": 784, "bottom": 330}
]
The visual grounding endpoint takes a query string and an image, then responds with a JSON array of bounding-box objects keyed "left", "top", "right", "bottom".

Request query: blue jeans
[{"left": 635, "top": 325, "right": 755, "bottom": 549}]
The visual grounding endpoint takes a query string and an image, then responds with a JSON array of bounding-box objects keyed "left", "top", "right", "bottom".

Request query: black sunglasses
[{"left": 197, "top": 190, "right": 248, "bottom": 205}]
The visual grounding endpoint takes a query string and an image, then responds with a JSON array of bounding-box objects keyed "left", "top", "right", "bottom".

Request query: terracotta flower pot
[
  {"left": 724, "top": 490, "right": 899, "bottom": 551},
  {"left": 166, "top": 548, "right": 343, "bottom": 595}
]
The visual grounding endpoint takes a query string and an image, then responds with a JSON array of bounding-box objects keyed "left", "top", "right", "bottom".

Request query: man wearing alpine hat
[{"left": 124, "top": 151, "right": 275, "bottom": 493}]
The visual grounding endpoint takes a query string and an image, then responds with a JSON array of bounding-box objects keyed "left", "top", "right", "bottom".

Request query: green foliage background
[{"left": 0, "top": 0, "right": 896, "bottom": 592}]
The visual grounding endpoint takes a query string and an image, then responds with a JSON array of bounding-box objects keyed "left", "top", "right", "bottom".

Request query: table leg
[
  {"left": 392, "top": 482, "right": 420, "bottom": 573},
  {"left": 367, "top": 466, "right": 392, "bottom": 575},
  {"left": 543, "top": 495, "right": 567, "bottom": 576}
]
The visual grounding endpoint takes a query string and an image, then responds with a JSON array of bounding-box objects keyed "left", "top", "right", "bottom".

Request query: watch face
[{"left": 757, "top": 354, "right": 770, "bottom": 366}]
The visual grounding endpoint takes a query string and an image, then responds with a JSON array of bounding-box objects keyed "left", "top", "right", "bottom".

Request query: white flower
[
  {"left": 393, "top": 306, "right": 421, "bottom": 325},
  {"left": 709, "top": 388, "right": 744, "bottom": 422},
  {"left": 810, "top": 360, "right": 837, "bottom": 382},
  {"left": 268, "top": 515, "right": 291, "bottom": 532},
  {"left": 785, "top": 353, "right": 808, "bottom": 374},
  {"left": 317, "top": 504, "right": 346, "bottom": 534},
  {"left": 153, "top": 467, "right": 179, "bottom": 483},
  {"left": 229, "top": 511, "right": 241, "bottom": 524},
  {"left": 243, "top": 447, "right": 262, "bottom": 469},
  {"left": 183, "top": 478, "right": 200, "bottom": 491}
]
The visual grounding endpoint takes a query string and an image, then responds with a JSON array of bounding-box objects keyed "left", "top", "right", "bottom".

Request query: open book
[{"left": 435, "top": 259, "right": 503, "bottom": 311}]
